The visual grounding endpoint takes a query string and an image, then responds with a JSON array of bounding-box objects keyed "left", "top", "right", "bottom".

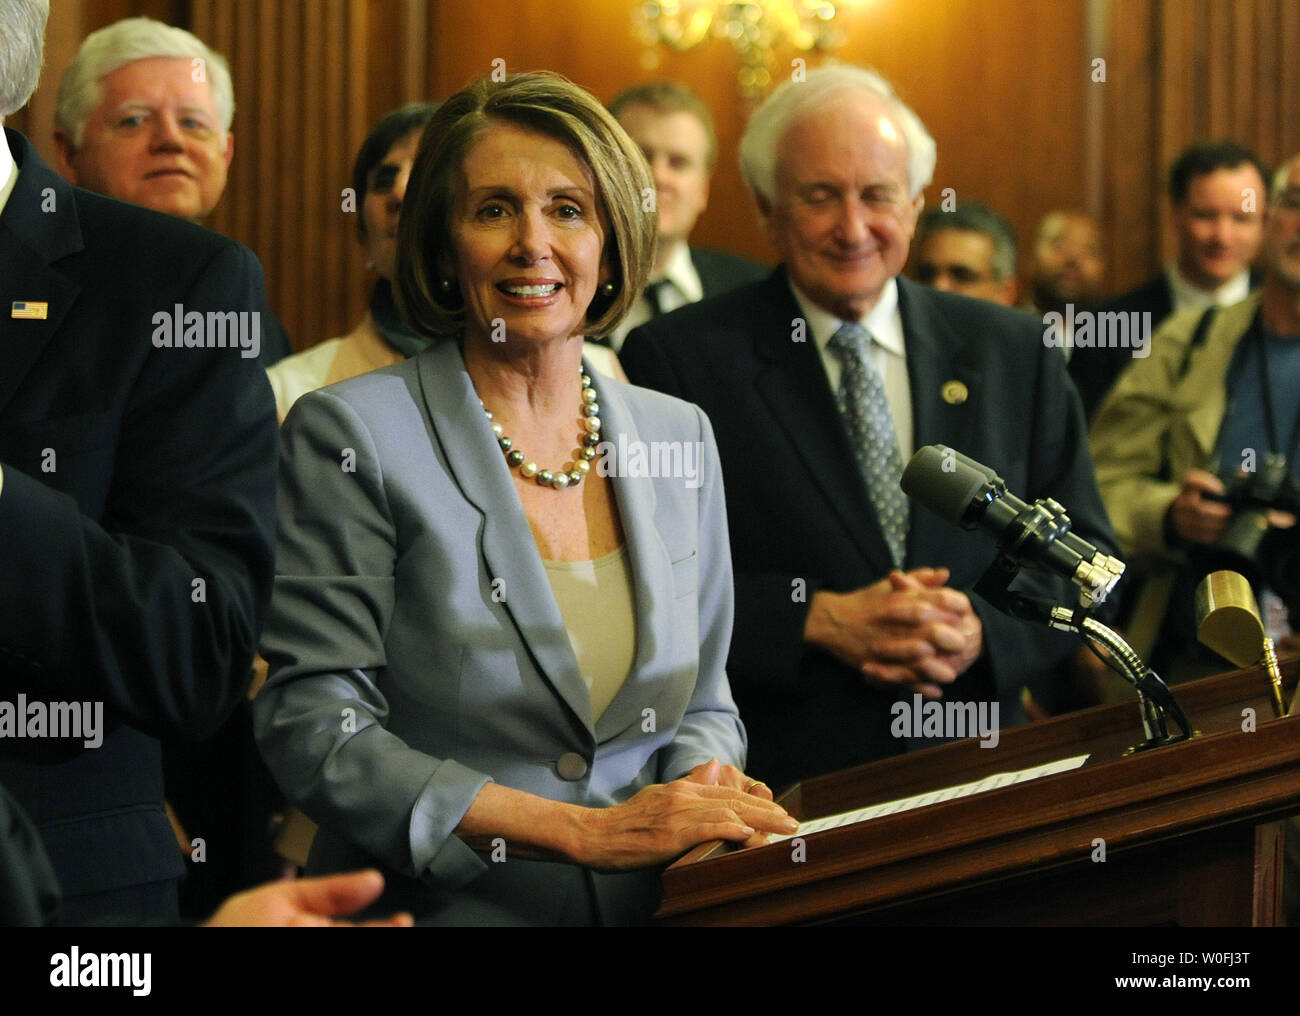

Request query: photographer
[{"left": 1091, "top": 153, "right": 1300, "bottom": 679}]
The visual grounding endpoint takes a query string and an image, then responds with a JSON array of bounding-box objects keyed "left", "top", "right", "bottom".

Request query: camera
[{"left": 1192, "top": 453, "right": 1300, "bottom": 612}]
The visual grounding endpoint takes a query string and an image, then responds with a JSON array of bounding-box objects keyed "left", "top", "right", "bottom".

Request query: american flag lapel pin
[{"left": 11, "top": 301, "right": 49, "bottom": 320}]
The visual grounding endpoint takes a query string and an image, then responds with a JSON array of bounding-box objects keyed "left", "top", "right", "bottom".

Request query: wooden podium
[{"left": 657, "top": 659, "right": 1300, "bottom": 925}]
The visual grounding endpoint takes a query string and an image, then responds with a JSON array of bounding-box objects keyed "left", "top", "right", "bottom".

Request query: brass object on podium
[{"left": 1195, "top": 570, "right": 1287, "bottom": 717}]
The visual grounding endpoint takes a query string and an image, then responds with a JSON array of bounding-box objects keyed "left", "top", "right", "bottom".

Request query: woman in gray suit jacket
[{"left": 254, "top": 72, "right": 794, "bottom": 925}]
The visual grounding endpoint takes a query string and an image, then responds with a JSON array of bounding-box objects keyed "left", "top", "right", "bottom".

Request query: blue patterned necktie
[{"left": 828, "top": 322, "right": 908, "bottom": 566}]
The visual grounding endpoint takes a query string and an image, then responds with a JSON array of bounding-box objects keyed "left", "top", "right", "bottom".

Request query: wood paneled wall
[
  {"left": 1106, "top": 0, "right": 1300, "bottom": 279},
  {"left": 11, "top": 0, "right": 1298, "bottom": 351}
]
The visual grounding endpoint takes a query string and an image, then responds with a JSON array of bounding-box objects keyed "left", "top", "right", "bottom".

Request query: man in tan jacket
[{"left": 1090, "top": 154, "right": 1300, "bottom": 676}]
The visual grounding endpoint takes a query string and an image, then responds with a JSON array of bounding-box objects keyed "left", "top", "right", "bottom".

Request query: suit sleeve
[
  {"left": 0, "top": 241, "right": 277, "bottom": 744},
  {"left": 253, "top": 388, "right": 490, "bottom": 889},
  {"left": 655, "top": 407, "right": 747, "bottom": 781},
  {"left": 0, "top": 781, "right": 62, "bottom": 926},
  {"left": 971, "top": 335, "right": 1122, "bottom": 708}
]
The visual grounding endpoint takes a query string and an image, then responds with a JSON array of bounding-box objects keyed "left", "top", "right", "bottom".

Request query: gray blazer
[{"left": 254, "top": 339, "right": 745, "bottom": 925}]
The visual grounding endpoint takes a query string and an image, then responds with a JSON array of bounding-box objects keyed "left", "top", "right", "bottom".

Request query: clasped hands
[{"left": 804, "top": 567, "right": 984, "bottom": 698}]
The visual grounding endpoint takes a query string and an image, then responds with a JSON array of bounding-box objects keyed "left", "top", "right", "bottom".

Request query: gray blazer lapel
[
  {"left": 413, "top": 341, "right": 594, "bottom": 734},
  {"left": 585, "top": 368, "right": 669, "bottom": 742}
]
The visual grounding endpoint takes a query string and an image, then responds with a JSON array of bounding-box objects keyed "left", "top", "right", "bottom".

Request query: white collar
[
  {"left": 0, "top": 129, "right": 19, "bottom": 220},
  {"left": 654, "top": 242, "right": 703, "bottom": 304},
  {"left": 1167, "top": 263, "right": 1252, "bottom": 312},
  {"left": 792, "top": 276, "right": 904, "bottom": 357}
]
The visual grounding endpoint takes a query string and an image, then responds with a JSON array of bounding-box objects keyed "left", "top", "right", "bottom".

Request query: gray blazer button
[{"left": 556, "top": 752, "right": 588, "bottom": 781}]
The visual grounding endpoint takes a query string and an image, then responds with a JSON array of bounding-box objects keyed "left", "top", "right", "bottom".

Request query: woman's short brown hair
[{"left": 396, "top": 71, "right": 656, "bottom": 341}]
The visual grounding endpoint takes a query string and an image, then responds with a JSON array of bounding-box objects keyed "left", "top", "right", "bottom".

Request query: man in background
[
  {"left": 911, "top": 202, "right": 1019, "bottom": 306},
  {"left": 622, "top": 65, "right": 1116, "bottom": 791},
  {"left": 1025, "top": 210, "right": 1107, "bottom": 318},
  {"left": 607, "top": 80, "right": 766, "bottom": 349},
  {"left": 1071, "top": 141, "right": 1268, "bottom": 418},
  {"left": 52, "top": 16, "right": 289, "bottom": 364},
  {"left": 1090, "top": 154, "right": 1300, "bottom": 680}
]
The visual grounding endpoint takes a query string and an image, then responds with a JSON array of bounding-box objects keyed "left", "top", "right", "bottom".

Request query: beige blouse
[{"left": 542, "top": 546, "right": 636, "bottom": 720}]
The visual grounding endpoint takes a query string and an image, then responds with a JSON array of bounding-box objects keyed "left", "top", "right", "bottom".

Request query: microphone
[
  {"left": 903, "top": 447, "right": 1193, "bottom": 747},
  {"left": 901, "top": 445, "right": 1125, "bottom": 607}
]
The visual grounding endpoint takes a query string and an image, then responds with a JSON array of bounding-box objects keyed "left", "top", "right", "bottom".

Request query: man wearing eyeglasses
[{"left": 910, "top": 202, "right": 1019, "bottom": 307}]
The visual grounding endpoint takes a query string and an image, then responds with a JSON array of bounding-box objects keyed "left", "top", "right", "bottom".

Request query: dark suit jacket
[
  {"left": 0, "top": 130, "right": 277, "bottom": 923},
  {"left": 622, "top": 270, "right": 1118, "bottom": 791},
  {"left": 690, "top": 247, "right": 767, "bottom": 298},
  {"left": 0, "top": 781, "right": 60, "bottom": 926},
  {"left": 259, "top": 307, "right": 292, "bottom": 365},
  {"left": 1069, "top": 274, "right": 1174, "bottom": 421},
  {"left": 1104, "top": 274, "right": 1176, "bottom": 323}
]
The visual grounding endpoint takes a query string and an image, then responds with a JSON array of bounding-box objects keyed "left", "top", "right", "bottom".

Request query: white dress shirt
[
  {"left": 1168, "top": 263, "right": 1252, "bottom": 315},
  {"left": 609, "top": 242, "right": 704, "bottom": 351}
]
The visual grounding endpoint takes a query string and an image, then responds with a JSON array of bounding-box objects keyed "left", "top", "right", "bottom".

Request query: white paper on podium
[{"left": 768, "top": 754, "right": 1091, "bottom": 842}]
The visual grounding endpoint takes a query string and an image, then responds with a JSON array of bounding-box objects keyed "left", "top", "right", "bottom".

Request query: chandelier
[{"left": 636, "top": 1, "right": 842, "bottom": 99}]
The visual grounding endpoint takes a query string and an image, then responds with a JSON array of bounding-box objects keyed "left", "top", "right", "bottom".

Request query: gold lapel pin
[
  {"left": 941, "top": 379, "right": 968, "bottom": 405},
  {"left": 11, "top": 301, "right": 48, "bottom": 320}
]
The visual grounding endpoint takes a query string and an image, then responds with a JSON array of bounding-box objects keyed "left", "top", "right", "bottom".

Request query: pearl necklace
[{"left": 481, "top": 367, "right": 600, "bottom": 489}]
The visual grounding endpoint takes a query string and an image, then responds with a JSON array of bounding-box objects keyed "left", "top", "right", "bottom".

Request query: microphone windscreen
[{"left": 901, "top": 445, "right": 994, "bottom": 525}]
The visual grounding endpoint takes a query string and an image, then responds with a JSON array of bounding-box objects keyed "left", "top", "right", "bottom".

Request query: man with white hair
[
  {"left": 53, "top": 17, "right": 233, "bottom": 223},
  {"left": 0, "top": 0, "right": 277, "bottom": 923},
  {"left": 51, "top": 17, "right": 288, "bottom": 363},
  {"left": 622, "top": 65, "right": 1116, "bottom": 790}
]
